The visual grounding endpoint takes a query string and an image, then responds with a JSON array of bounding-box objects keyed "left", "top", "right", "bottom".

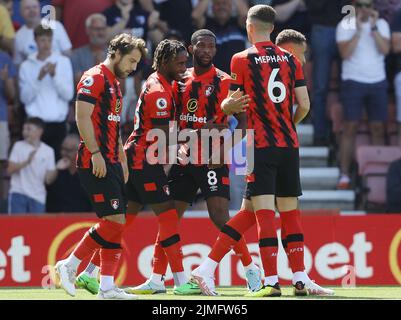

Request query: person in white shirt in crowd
[
  {"left": 336, "top": 0, "right": 390, "bottom": 189},
  {"left": 14, "top": 0, "right": 72, "bottom": 65},
  {"left": 19, "top": 24, "right": 74, "bottom": 160},
  {"left": 7, "top": 117, "right": 57, "bottom": 214}
]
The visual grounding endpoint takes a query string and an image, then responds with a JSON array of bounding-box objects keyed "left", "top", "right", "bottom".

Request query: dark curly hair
[{"left": 152, "top": 39, "right": 187, "bottom": 71}]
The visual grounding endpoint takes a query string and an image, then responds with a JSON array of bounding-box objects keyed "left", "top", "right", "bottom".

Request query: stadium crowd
[{"left": 0, "top": 0, "right": 401, "bottom": 214}]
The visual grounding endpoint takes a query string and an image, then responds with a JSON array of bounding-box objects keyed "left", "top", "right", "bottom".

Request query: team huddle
[{"left": 55, "top": 4, "right": 334, "bottom": 299}]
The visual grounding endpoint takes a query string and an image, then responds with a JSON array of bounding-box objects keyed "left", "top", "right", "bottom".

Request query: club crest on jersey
[
  {"left": 231, "top": 72, "right": 237, "bottom": 80},
  {"left": 163, "top": 185, "right": 170, "bottom": 196},
  {"left": 187, "top": 98, "right": 198, "bottom": 113},
  {"left": 157, "top": 98, "right": 168, "bottom": 110},
  {"left": 205, "top": 85, "right": 214, "bottom": 97},
  {"left": 115, "top": 99, "right": 121, "bottom": 113},
  {"left": 82, "top": 76, "right": 94, "bottom": 87},
  {"left": 111, "top": 199, "right": 119, "bottom": 210}
]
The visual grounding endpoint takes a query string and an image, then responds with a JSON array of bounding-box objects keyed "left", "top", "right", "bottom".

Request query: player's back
[{"left": 231, "top": 41, "right": 306, "bottom": 149}]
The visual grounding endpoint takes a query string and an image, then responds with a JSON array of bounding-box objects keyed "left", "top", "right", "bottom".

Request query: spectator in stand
[
  {"left": 52, "top": 0, "right": 113, "bottom": 49},
  {"left": 0, "top": 49, "right": 16, "bottom": 207},
  {"left": 392, "top": 8, "right": 401, "bottom": 146},
  {"left": 71, "top": 14, "right": 109, "bottom": 86},
  {"left": 305, "top": 0, "right": 351, "bottom": 146},
  {"left": 374, "top": 0, "right": 401, "bottom": 23},
  {"left": 192, "top": 0, "right": 249, "bottom": 73},
  {"left": 156, "top": 0, "right": 194, "bottom": 45},
  {"left": 14, "top": 0, "right": 72, "bottom": 65},
  {"left": 0, "top": 0, "right": 15, "bottom": 55},
  {"left": 46, "top": 134, "right": 92, "bottom": 213},
  {"left": 336, "top": 0, "right": 391, "bottom": 189},
  {"left": 272, "top": 0, "right": 310, "bottom": 40},
  {"left": 19, "top": 25, "right": 74, "bottom": 160},
  {"left": 7, "top": 117, "right": 57, "bottom": 214},
  {"left": 103, "top": 0, "right": 159, "bottom": 45},
  {"left": 386, "top": 157, "right": 401, "bottom": 213},
  {"left": 1, "top": 0, "right": 21, "bottom": 31},
  {"left": 248, "top": 0, "right": 273, "bottom": 4}
]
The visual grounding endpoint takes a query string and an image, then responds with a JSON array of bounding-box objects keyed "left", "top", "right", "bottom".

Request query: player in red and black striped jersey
[
  {"left": 55, "top": 34, "right": 147, "bottom": 300},
  {"left": 129, "top": 30, "right": 262, "bottom": 295},
  {"left": 123, "top": 39, "right": 191, "bottom": 294},
  {"left": 190, "top": 5, "right": 334, "bottom": 297}
]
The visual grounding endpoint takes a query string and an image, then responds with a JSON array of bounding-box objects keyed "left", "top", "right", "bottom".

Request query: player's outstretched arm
[
  {"left": 76, "top": 100, "right": 107, "bottom": 178},
  {"left": 221, "top": 89, "right": 250, "bottom": 115},
  {"left": 293, "top": 86, "right": 310, "bottom": 125}
]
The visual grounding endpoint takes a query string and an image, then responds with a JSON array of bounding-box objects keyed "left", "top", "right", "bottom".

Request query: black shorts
[
  {"left": 245, "top": 147, "right": 302, "bottom": 199},
  {"left": 168, "top": 164, "right": 230, "bottom": 203},
  {"left": 78, "top": 163, "right": 126, "bottom": 218},
  {"left": 125, "top": 162, "right": 172, "bottom": 205}
]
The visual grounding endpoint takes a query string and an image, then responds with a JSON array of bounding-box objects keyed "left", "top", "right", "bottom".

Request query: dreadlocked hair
[{"left": 152, "top": 39, "right": 187, "bottom": 71}]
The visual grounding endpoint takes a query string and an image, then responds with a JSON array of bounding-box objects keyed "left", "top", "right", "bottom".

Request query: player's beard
[
  {"left": 194, "top": 54, "right": 212, "bottom": 68},
  {"left": 114, "top": 60, "right": 129, "bottom": 79}
]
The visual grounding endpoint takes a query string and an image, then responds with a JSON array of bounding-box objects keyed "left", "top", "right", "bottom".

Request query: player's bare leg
[{"left": 276, "top": 197, "right": 334, "bottom": 296}]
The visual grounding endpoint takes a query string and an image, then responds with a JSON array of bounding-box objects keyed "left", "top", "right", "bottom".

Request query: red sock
[
  {"left": 90, "top": 250, "right": 101, "bottom": 267},
  {"left": 72, "top": 220, "right": 122, "bottom": 260},
  {"left": 152, "top": 233, "right": 168, "bottom": 275},
  {"left": 124, "top": 214, "right": 136, "bottom": 230},
  {"left": 209, "top": 210, "right": 255, "bottom": 263},
  {"left": 158, "top": 209, "right": 183, "bottom": 273},
  {"left": 255, "top": 209, "right": 278, "bottom": 277},
  {"left": 72, "top": 230, "right": 99, "bottom": 261},
  {"left": 100, "top": 248, "right": 122, "bottom": 276},
  {"left": 233, "top": 237, "right": 252, "bottom": 266},
  {"left": 280, "top": 209, "right": 305, "bottom": 272}
]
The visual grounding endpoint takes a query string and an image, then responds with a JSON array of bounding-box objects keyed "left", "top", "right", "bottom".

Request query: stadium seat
[{"left": 356, "top": 146, "right": 401, "bottom": 211}]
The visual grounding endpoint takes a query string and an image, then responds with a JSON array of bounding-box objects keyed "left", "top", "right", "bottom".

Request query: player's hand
[
  {"left": 207, "top": 151, "right": 225, "bottom": 169},
  {"left": 177, "top": 143, "right": 189, "bottom": 165},
  {"left": 202, "top": 117, "right": 228, "bottom": 131},
  {"left": 56, "top": 157, "right": 71, "bottom": 170},
  {"left": 91, "top": 152, "right": 107, "bottom": 178},
  {"left": 122, "top": 161, "right": 129, "bottom": 184},
  {"left": 222, "top": 89, "right": 250, "bottom": 115}
]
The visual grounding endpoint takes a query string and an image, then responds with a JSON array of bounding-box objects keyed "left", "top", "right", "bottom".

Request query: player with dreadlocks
[{"left": 122, "top": 39, "right": 190, "bottom": 291}]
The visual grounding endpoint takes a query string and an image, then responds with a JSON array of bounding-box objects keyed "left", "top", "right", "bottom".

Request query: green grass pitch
[{"left": 0, "top": 286, "right": 400, "bottom": 300}]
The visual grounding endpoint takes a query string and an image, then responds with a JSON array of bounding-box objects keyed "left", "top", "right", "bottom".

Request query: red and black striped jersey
[
  {"left": 125, "top": 72, "right": 175, "bottom": 169},
  {"left": 75, "top": 63, "right": 123, "bottom": 168},
  {"left": 174, "top": 66, "right": 230, "bottom": 166},
  {"left": 230, "top": 41, "right": 306, "bottom": 149},
  {"left": 174, "top": 66, "right": 229, "bottom": 130}
]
